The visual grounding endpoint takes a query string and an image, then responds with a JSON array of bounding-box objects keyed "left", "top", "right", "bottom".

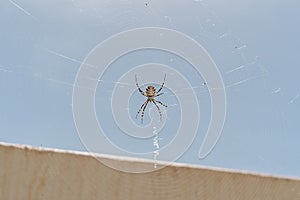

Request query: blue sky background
[{"left": 0, "top": 0, "right": 299, "bottom": 177}]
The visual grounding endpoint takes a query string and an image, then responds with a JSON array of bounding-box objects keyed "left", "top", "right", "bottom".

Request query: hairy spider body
[
  {"left": 145, "top": 86, "right": 156, "bottom": 98},
  {"left": 135, "top": 74, "right": 167, "bottom": 123}
]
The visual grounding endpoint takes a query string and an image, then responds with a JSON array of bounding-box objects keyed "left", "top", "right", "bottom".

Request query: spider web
[{"left": 0, "top": 0, "right": 299, "bottom": 176}]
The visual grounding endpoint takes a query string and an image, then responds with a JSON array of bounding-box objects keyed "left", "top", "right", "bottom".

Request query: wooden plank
[{"left": 0, "top": 143, "right": 299, "bottom": 200}]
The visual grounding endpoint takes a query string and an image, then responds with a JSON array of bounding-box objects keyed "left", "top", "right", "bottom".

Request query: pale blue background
[{"left": 0, "top": 0, "right": 299, "bottom": 177}]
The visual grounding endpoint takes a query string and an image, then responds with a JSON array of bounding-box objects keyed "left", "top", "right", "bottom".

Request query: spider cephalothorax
[{"left": 135, "top": 74, "right": 167, "bottom": 123}]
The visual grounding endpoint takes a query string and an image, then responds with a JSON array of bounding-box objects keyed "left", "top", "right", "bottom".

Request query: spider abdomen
[{"left": 145, "top": 86, "right": 156, "bottom": 97}]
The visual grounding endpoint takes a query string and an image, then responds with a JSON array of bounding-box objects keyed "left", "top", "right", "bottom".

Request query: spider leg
[
  {"left": 152, "top": 100, "right": 162, "bottom": 121},
  {"left": 136, "top": 101, "right": 147, "bottom": 119},
  {"left": 135, "top": 75, "right": 145, "bottom": 96},
  {"left": 154, "top": 99, "right": 167, "bottom": 107},
  {"left": 155, "top": 92, "right": 164, "bottom": 97},
  {"left": 156, "top": 74, "right": 166, "bottom": 93},
  {"left": 140, "top": 100, "right": 149, "bottom": 123}
]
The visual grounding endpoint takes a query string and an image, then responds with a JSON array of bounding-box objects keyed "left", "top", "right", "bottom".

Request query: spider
[{"left": 135, "top": 74, "right": 167, "bottom": 123}]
